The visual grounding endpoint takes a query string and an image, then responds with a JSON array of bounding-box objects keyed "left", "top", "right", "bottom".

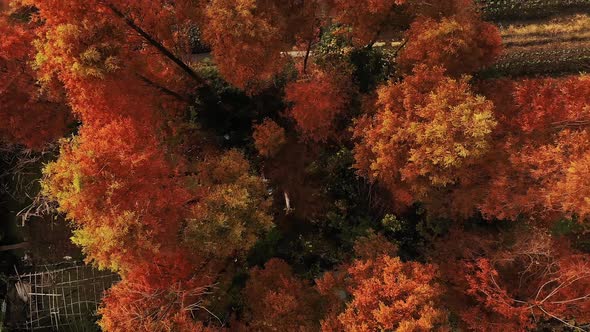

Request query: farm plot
[
  {"left": 479, "top": 14, "right": 590, "bottom": 77},
  {"left": 479, "top": 0, "right": 590, "bottom": 21}
]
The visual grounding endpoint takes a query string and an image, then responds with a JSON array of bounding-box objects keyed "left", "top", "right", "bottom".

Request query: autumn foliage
[
  {"left": 202, "top": 0, "right": 320, "bottom": 92},
  {"left": 398, "top": 14, "right": 503, "bottom": 76},
  {"left": 253, "top": 118, "right": 287, "bottom": 157},
  {"left": 0, "top": 12, "right": 70, "bottom": 148},
  {"left": 285, "top": 71, "right": 349, "bottom": 142},
  {"left": 241, "top": 259, "right": 321, "bottom": 331},
  {"left": 4, "top": 0, "right": 590, "bottom": 331},
  {"left": 353, "top": 65, "right": 496, "bottom": 208},
  {"left": 327, "top": 0, "right": 407, "bottom": 46},
  {"left": 317, "top": 234, "right": 448, "bottom": 331}
]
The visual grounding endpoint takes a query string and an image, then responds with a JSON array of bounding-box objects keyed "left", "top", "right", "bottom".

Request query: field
[
  {"left": 479, "top": 0, "right": 590, "bottom": 21},
  {"left": 482, "top": 13, "right": 590, "bottom": 77}
]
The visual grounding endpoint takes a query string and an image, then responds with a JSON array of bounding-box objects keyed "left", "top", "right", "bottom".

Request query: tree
[
  {"left": 397, "top": 15, "right": 502, "bottom": 76},
  {"left": 327, "top": 0, "right": 407, "bottom": 46},
  {"left": 461, "top": 230, "right": 590, "bottom": 331},
  {"left": 99, "top": 256, "right": 221, "bottom": 332},
  {"left": 253, "top": 119, "right": 287, "bottom": 158},
  {"left": 0, "top": 10, "right": 70, "bottom": 148},
  {"left": 202, "top": 0, "right": 320, "bottom": 92},
  {"left": 41, "top": 118, "right": 190, "bottom": 271},
  {"left": 476, "top": 75, "right": 590, "bottom": 221},
  {"left": 353, "top": 65, "right": 496, "bottom": 210},
  {"left": 285, "top": 70, "right": 349, "bottom": 142},
  {"left": 241, "top": 259, "right": 321, "bottom": 331},
  {"left": 316, "top": 234, "right": 448, "bottom": 331},
  {"left": 183, "top": 150, "right": 274, "bottom": 259},
  {"left": 31, "top": 3, "right": 275, "bottom": 330},
  {"left": 430, "top": 226, "right": 590, "bottom": 331}
]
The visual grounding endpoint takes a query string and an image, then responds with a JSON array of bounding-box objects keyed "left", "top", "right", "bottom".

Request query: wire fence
[{"left": 5, "top": 261, "right": 119, "bottom": 331}]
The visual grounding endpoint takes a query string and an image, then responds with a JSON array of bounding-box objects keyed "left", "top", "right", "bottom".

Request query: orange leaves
[
  {"left": 458, "top": 231, "right": 590, "bottom": 331},
  {"left": 252, "top": 118, "right": 286, "bottom": 157},
  {"left": 42, "top": 118, "right": 190, "bottom": 271},
  {"left": 328, "top": 0, "right": 406, "bottom": 46},
  {"left": 317, "top": 235, "right": 447, "bottom": 331},
  {"left": 285, "top": 72, "right": 349, "bottom": 142},
  {"left": 353, "top": 66, "right": 496, "bottom": 208},
  {"left": 514, "top": 75, "right": 590, "bottom": 135},
  {"left": 202, "top": 0, "right": 323, "bottom": 92},
  {"left": 398, "top": 15, "right": 502, "bottom": 76},
  {"left": 241, "top": 259, "right": 321, "bottom": 331},
  {"left": 0, "top": 14, "right": 71, "bottom": 148},
  {"left": 202, "top": 0, "right": 288, "bottom": 92},
  {"left": 99, "top": 257, "right": 219, "bottom": 332},
  {"left": 476, "top": 75, "right": 590, "bottom": 221}
]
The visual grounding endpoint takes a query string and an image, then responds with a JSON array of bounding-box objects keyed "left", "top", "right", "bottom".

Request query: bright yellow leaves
[
  {"left": 184, "top": 150, "right": 273, "bottom": 258},
  {"left": 33, "top": 21, "right": 122, "bottom": 82},
  {"left": 408, "top": 77, "right": 496, "bottom": 185},
  {"left": 353, "top": 65, "right": 496, "bottom": 205}
]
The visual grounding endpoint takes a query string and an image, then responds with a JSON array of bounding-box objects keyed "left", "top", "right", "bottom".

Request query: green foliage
[
  {"left": 309, "top": 148, "right": 378, "bottom": 246},
  {"left": 381, "top": 214, "right": 404, "bottom": 233},
  {"left": 379, "top": 208, "right": 452, "bottom": 260},
  {"left": 349, "top": 47, "right": 395, "bottom": 92},
  {"left": 552, "top": 218, "right": 590, "bottom": 253},
  {"left": 193, "top": 60, "right": 288, "bottom": 149},
  {"left": 313, "top": 25, "right": 352, "bottom": 70}
]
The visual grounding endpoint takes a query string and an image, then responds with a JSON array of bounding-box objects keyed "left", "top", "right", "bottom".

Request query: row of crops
[
  {"left": 479, "top": 47, "right": 590, "bottom": 78},
  {"left": 479, "top": 0, "right": 590, "bottom": 20}
]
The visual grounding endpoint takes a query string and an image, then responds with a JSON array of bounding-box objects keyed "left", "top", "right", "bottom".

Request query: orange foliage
[
  {"left": 460, "top": 231, "right": 590, "bottom": 331},
  {"left": 0, "top": 13, "right": 70, "bottom": 148},
  {"left": 241, "top": 259, "right": 321, "bottom": 331},
  {"left": 285, "top": 72, "right": 349, "bottom": 142},
  {"left": 327, "top": 0, "right": 406, "bottom": 46},
  {"left": 32, "top": 3, "right": 276, "bottom": 330},
  {"left": 252, "top": 118, "right": 287, "bottom": 157},
  {"left": 398, "top": 15, "right": 502, "bottom": 76},
  {"left": 353, "top": 65, "right": 496, "bottom": 210},
  {"left": 42, "top": 118, "right": 191, "bottom": 271},
  {"left": 316, "top": 234, "right": 448, "bottom": 331},
  {"left": 203, "top": 0, "right": 320, "bottom": 92},
  {"left": 430, "top": 227, "right": 590, "bottom": 331},
  {"left": 514, "top": 75, "right": 590, "bottom": 135},
  {"left": 99, "top": 257, "right": 221, "bottom": 332},
  {"left": 476, "top": 75, "right": 590, "bottom": 221},
  {"left": 202, "top": 0, "right": 287, "bottom": 92}
]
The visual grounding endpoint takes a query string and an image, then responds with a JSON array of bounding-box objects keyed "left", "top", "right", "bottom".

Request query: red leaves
[
  {"left": 514, "top": 76, "right": 590, "bottom": 135},
  {"left": 327, "top": 0, "right": 407, "bottom": 46},
  {"left": 477, "top": 75, "right": 590, "bottom": 221},
  {"left": 202, "top": 0, "right": 320, "bottom": 92},
  {"left": 99, "top": 256, "right": 219, "bottom": 332},
  {"left": 317, "top": 234, "right": 447, "bottom": 331},
  {"left": 0, "top": 14, "right": 71, "bottom": 148},
  {"left": 202, "top": 0, "right": 288, "bottom": 92},
  {"left": 252, "top": 118, "right": 287, "bottom": 157},
  {"left": 285, "top": 72, "right": 349, "bottom": 142},
  {"left": 398, "top": 15, "right": 502, "bottom": 76},
  {"left": 241, "top": 259, "right": 321, "bottom": 331},
  {"left": 458, "top": 231, "right": 590, "bottom": 331}
]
